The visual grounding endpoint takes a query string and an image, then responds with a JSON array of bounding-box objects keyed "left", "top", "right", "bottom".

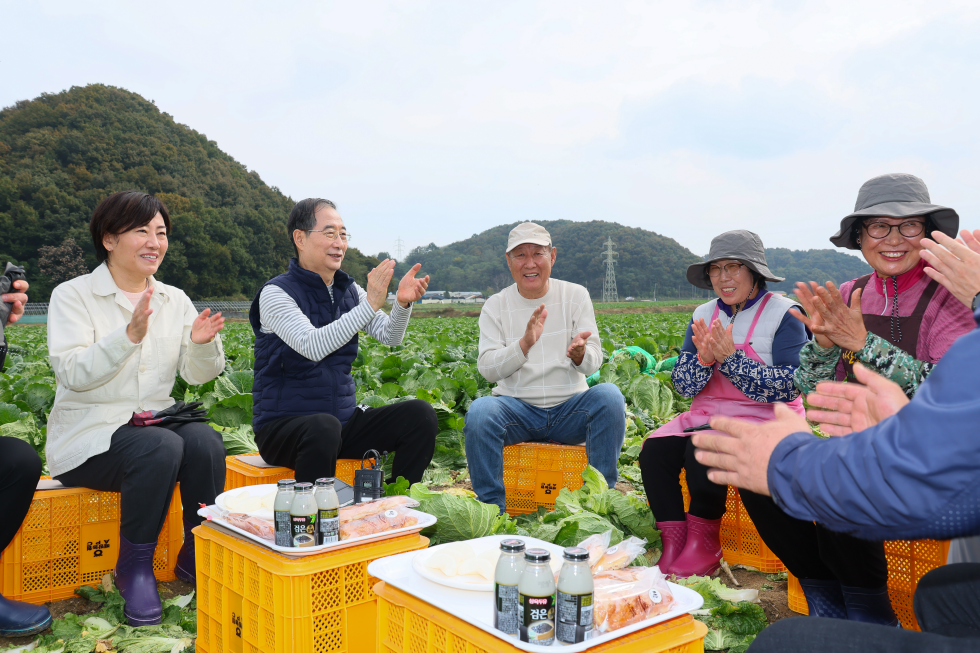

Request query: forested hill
[
  {"left": 0, "top": 84, "right": 380, "bottom": 301},
  {"left": 394, "top": 221, "right": 872, "bottom": 298}
]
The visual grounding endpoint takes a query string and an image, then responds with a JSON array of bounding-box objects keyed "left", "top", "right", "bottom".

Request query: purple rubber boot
[
  {"left": 655, "top": 520, "right": 688, "bottom": 574},
  {"left": 174, "top": 517, "right": 198, "bottom": 585},
  {"left": 115, "top": 535, "right": 162, "bottom": 626}
]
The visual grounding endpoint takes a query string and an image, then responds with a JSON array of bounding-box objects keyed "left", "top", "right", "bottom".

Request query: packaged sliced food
[
  {"left": 592, "top": 566, "right": 675, "bottom": 633},
  {"left": 593, "top": 536, "right": 647, "bottom": 573},
  {"left": 339, "top": 505, "right": 419, "bottom": 539},
  {"left": 577, "top": 530, "right": 612, "bottom": 568},
  {"left": 338, "top": 495, "right": 420, "bottom": 524},
  {"left": 225, "top": 513, "right": 276, "bottom": 541}
]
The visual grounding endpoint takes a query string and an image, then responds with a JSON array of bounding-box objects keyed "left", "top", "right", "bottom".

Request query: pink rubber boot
[
  {"left": 668, "top": 514, "right": 722, "bottom": 578},
  {"left": 655, "top": 521, "right": 688, "bottom": 574}
]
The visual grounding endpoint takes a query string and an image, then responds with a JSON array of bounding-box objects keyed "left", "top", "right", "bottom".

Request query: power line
[{"left": 602, "top": 237, "right": 619, "bottom": 303}]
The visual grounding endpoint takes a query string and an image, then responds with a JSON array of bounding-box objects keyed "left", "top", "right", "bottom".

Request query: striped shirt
[
  {"left": 478, "top": 279, "right": 601, "bottom": 408},
  {"left": 258, "top": 283, "right": 412, "bottom": 361}
]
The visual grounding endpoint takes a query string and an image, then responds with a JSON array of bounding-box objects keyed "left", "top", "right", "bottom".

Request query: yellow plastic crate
[
  {"left": 376, "top": 580, "right": 707, "bottom": 653},
  {"left": 224, "top": 453, "right": 366, "bottom": 491},
  {"left": 194, "top": 522, "right": 429, "bottom": 653},
  {"left": 0, "top": 484, "right": 182, "bottom": 604},
  {"left": 787, "top": 539, "right": 950, "bottom": 631},
  {"left": 503, "top": 442, "right": 589, "bottom": 515},
  {"left": 679, "top": 470, "right": 785, "bottom": 573}
]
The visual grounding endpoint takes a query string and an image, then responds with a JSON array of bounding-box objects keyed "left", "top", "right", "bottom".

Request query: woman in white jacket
[{"left": 47, "top": 191, "right": 226, "bottom": 626}]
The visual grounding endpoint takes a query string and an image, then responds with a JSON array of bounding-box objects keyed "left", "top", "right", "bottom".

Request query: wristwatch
[{"left": 972, "top": 291, "right": 980, "bottom": 312}]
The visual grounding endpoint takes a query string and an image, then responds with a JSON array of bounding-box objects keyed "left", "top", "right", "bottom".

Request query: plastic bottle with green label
[
  {"left": 556, "top": 546, "right": 594, "bottom": 643},
  {"left": 518, "top": 548, "right": 556, "bottom": 645},
  {"left": 315, "top": 478, "right": 340, "bottom": 545},
  {"left": 273, "top": 479, "right": 296, "bottom": 547},
  {"left": 494, "top": 539, "right": 526, "bottom": 637},
  {"left": 290, "top": 482, "right": 318, "bottom": 547}
]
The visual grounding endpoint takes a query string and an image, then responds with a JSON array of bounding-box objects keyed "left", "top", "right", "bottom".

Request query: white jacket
[{"left": 46, "top": 263, "right": 225, "bottom": 477}]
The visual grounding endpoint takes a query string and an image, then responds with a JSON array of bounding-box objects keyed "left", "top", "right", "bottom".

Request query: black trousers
[
  {"left": 56, "top": 422, "right": 226, "bottom": 544},
  {"left": 749, "top": 564, "right": 980, "bottom": 652},
  {"left": 255, "top": 399, "right": 438, "bottom": 485},
  {"left": 639, "top": 435, "right": 728, "bottom": 522},
  {"left": 740, "top": 491, "right": 889, "bottom": 587},
  {"left": 0, "top": 437, "right": 42, "bottom": 553}
]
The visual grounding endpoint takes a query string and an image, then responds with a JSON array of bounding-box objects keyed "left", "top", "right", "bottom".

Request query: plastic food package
[
  {"left": 593, "top": 536, "right": 647, "bottom": 573},
  {"left": 225, "top": 513, "right": 275, "bottom": 541},
  {"left": 339, "top": 504, "right": 419, "bottom": 540},
  {"left": 577, "top": 530, "right": 612, "bottom": 568},
  {"left": 592, "top": 566, "right": 675, "bottom": 634},
  {"left": 338, "top": 495, "right": 420, "bottom": 525}
]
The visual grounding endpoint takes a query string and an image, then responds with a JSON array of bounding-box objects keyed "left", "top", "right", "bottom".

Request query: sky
[{"left": 3, "top": 0, "right": 979, "bottom": 260}]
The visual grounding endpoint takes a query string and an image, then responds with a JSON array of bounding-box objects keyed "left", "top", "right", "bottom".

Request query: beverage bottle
[
  {"left": 493, "top": 539, "right": 526, "bottom": 637},
  {"left": 289, "top": 482, "right": 318, "bottom": 548},
  {"left": 518, "top": 548, "right": 557, "bottom": 645},
  {"left": 273, "top": 479, "right": 296, "bottom": 547},
  {"left": 315, "top": 478, "right": 340, "bottom": 545},
  {"left": 556, "top": 546, "right": 594, "bottom": 644}
]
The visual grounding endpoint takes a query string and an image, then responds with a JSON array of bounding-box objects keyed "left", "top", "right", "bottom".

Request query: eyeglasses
[
  {"left": 509, "top": 250, "right": 550, "bottom": 263},
  {"left": 707, "top": 263, "right": 744, "bottom": 278},
  {"left": 306, "top": 229, "right": 350, "bottom": 242},
  {"left": 864, "top": 221, "right": 924, "bottom": 239}
]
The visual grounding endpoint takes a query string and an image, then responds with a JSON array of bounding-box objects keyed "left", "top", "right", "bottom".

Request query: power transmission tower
[
  {"left": 394, "top": 238, "right": 405, "bottom": 260},
  {"left": 602, "top": 237, "right": 619, "bottom": 303}
]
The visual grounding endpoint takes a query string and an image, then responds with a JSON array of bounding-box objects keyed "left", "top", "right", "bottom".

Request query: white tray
[
  {"left": 413, "top": 538, "right": 564, "bottom": 592},
  {"left": 368, "top": 534, "right": 704, "bottom": 653},
  {"left": 197, "top": 505, "right": 436, "bottom": 557}
]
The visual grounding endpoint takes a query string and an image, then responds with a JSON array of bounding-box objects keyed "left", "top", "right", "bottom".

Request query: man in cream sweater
[{"left": 465, "top": 222, "right": 626, "bottom": 512}]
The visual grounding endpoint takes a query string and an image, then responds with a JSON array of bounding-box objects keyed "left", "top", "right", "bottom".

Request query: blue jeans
[{"left": 463, "top": 383, "right": 626, "bottom": 512}]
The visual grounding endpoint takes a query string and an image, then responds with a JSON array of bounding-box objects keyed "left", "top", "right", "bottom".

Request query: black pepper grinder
[{"left": 353, "top": 449, "right": 386, "bottom": 503}]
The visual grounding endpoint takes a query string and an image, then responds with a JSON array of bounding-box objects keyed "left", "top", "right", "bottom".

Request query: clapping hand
[
  {"left": 805, "top": 362, "right": 909, "bottom": 435},
  {"left": 708, "top": 318, "right": 736, "bottom": 362},
  {"left": 566, "top": 331, "right": 592, "bottom": 366},
  {"left": 920, "top": 229, "right": 980, "bottom": 309},
  {"left": 520, "top": 304, "right": 547, "bottom": 356},
  {"left": 366, "top": 259, "right": 396, "bottom": 311},
  {"left": 790, "top": 282, "right": 833, "bottom": 348},
  {"left": 191, "top": 308, "right": 225, "bottom": 344},
  {"left": 127, "top": 287, "right": 154, "bottom": 343},
  {"left": 791, "top": 281, "right": 867, "bottom": 352},
  {"left": 396, "top": 263, "right": 430, "bottom": 308},
  {"left": 691, "top": 318, "right": 715, "bottom": 365}
]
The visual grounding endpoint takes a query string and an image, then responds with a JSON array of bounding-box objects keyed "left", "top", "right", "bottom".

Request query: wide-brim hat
[
  {"left": 686, "top": 230, "right": 784, "bottom": 290},
  {"left": 830, "top": 173, "right": 959, "bottom": 250}
]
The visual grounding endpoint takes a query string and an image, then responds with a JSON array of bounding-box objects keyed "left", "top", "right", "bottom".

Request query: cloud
[{"left": 2, "top": 0, "right": 979, "bottom": 261}]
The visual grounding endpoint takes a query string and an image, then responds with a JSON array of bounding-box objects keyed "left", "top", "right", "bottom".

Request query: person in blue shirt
[{"left": 691, "top": 228, "right": 980, "bottom": 651}]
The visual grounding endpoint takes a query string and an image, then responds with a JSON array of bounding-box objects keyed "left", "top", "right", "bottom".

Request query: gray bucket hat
[
  {"left": 686, "top": 230, "right": 784, "bottom": 290},
  {"left": 830, "top": 173, "right": 959, "bottom": 250}
]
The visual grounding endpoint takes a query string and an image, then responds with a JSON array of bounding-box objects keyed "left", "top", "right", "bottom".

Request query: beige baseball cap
[{"left": 506, "top": 222, "right": 552, "bottom": 253}]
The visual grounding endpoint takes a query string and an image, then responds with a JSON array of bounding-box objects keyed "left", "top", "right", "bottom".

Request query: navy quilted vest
[{"left": 250, "top": 259, "right": 360, "bottom": 430}]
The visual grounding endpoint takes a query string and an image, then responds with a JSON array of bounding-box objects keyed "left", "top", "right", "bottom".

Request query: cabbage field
[{"left": 1, "top": 312, "right": 773, "bottom": 650}]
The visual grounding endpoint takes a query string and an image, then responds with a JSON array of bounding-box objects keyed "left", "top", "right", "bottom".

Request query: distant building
[{"left": 389, "top": 291, "right": 485, "bottom": 304}]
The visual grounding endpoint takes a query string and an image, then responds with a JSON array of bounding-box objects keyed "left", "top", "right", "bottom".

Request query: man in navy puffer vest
[{"left": 250, "top": 198, "right": 436, "bottom": 484}]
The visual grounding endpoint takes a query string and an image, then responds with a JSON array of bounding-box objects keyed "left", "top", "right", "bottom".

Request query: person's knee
[
  {"left": 463, "top": 396, "right": 504, "bottom": 434},
  {"left": 591, "top": 382, "right": 625, "bottom": 408},
  {"left": 0, "top": 437, "right": 43, "bottom": 481},
  {"left": 405, "top": 400, "right": 438, "bottom": 440},
  {"left": 299, "top": 414, "right": 343, "bottom": 456},
  {"left": 177, "top": 423, "right": 226, "bottom": 458}
]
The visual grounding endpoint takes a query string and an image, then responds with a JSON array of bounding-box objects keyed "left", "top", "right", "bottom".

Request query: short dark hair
[
  {"left": 287, "top": 198, "right": 337, "bottom": 257},
  {"left": 90, "top": 191, "right": 171, "bottom": 263}
]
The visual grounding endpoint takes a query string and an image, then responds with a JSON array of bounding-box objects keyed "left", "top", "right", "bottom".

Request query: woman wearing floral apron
[{"left": 639, "top": 230, "right": 809, "bottom": 577}]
